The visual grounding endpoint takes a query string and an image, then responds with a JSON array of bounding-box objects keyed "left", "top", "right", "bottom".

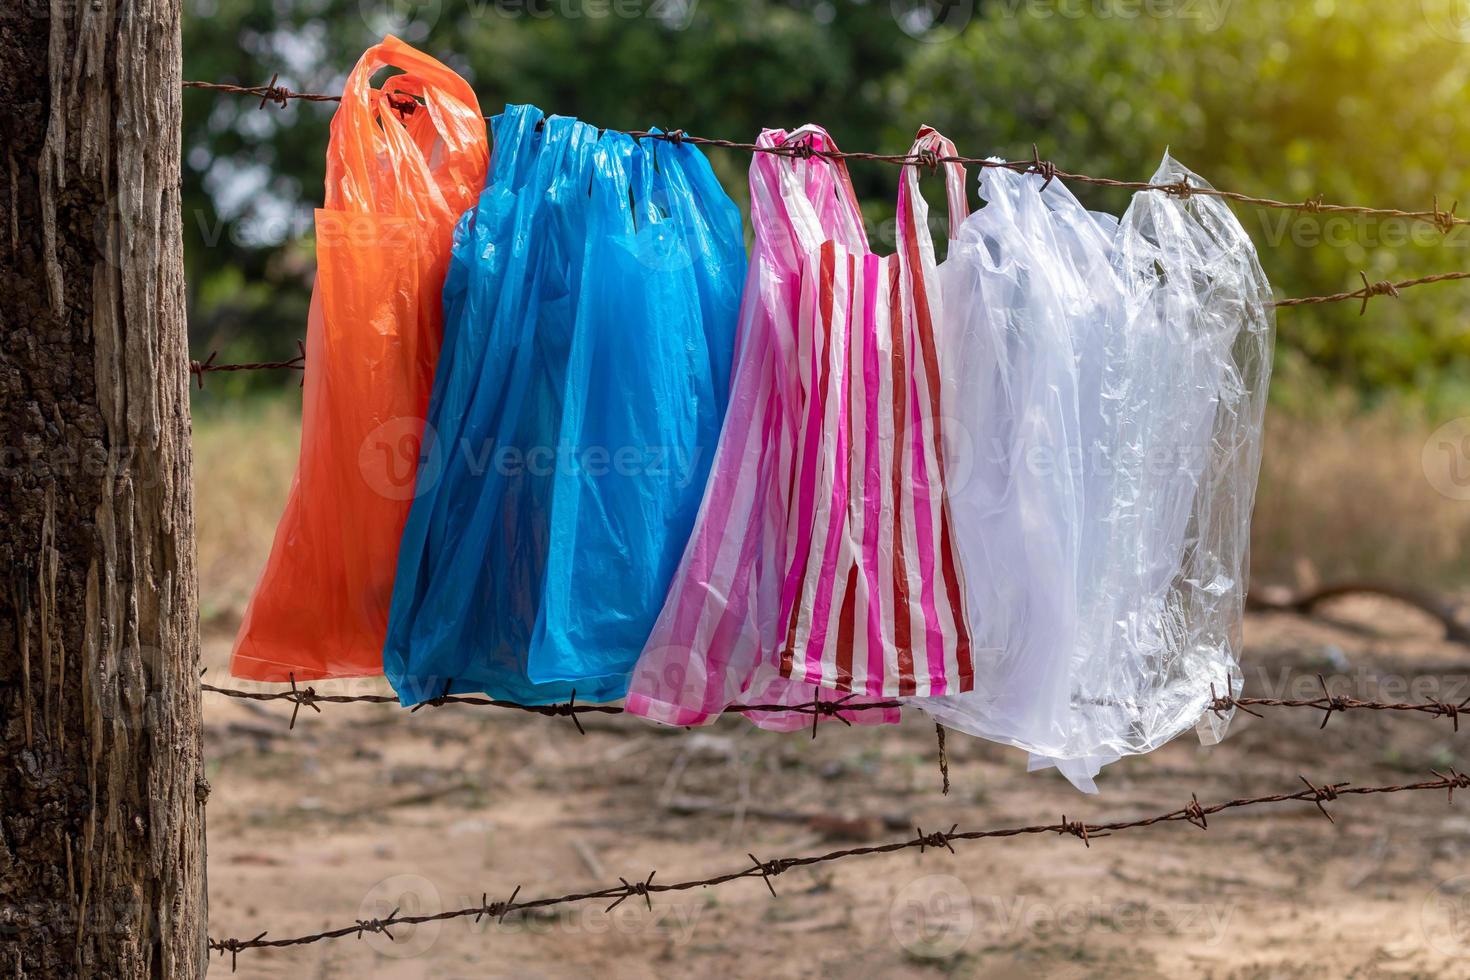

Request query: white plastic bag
[
  {"left": 916, "top": 154, "right": 1275, "bottom": 792},
  {"left": 914, "top": 161, "right": 1092, "bottom": 757}
]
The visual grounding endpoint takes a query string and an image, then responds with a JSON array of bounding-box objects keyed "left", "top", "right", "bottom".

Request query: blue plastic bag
[{"left": 384, "top": 104, "right": 745, "bottom": 706}]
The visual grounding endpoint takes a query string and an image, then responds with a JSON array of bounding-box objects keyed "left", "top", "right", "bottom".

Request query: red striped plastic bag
[
  {"left": 627, "top": 127, "right": 903, "bottom": 729},
  {"left": 778, "top": 127, "right": 974, "bottom": 697}
]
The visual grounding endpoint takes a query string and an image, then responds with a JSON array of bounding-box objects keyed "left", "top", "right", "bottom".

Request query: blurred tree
[
  {"left": 901, "top": 0, "right": 1470, "bottom": 412},
  {"left": 182, "top": 0, "right": 1470, "bottom": 410}
]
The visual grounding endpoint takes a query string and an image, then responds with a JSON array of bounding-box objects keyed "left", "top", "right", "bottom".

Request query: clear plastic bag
[
  {"left": 912, "top": 161, "right": 1092, "bottom": 756},
  {"left": 915, "top": 154, "right": 1274, "bottom": 791},
  {"left": 383, "top": 105, "right": 745, "bottom": 706},
  {"left": 1034, "top": 154, "right": 1275, "bottom": 789}
]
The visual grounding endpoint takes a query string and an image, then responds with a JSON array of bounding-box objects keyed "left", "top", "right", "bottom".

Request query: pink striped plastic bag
[
  {"left": 627, "top": 127, "right": 900, "bottom": 730},
  {"left": 628, "top": 125, "right": 975, "bottom": 728}
]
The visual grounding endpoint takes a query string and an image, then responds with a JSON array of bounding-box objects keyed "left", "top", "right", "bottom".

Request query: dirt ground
[{"left": 201, "top": 596, "right": 1470, "bottom": 979}]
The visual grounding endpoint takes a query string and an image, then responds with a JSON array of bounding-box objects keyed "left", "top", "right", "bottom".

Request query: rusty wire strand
[
  {"left": 200, "top": 675, "right": 1470, "bottom": 733},
  {"left": 201, "top": 679, "right": 900, "bottom": 732},
  {"left": 185, "top": 79, "right": 1470, "bottom": 232},
  {"left": 206, "top": 769, "right": 1470, "bottom": 967},
  {"left": 189, "top": 341, "right": 305, "bottom": 388}
]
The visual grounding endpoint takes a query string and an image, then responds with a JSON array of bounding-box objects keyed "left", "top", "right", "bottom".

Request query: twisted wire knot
[
  {"left": 1299, "top": 776, "right": 1343, "bottom": 823},
  {"left": 190, "top": 351, "right": 219, "bottom": 390},
  {"left": 258, "top": 73, "right": 290, "bottom": 110},
  {"left": 1357, "top": 271, "right": 1400, "bottom": 315},
  {"left": 607, "top": 872, "right": 657, "bottom": 911},
  {"left": 287, "top": 674, "right": 322, "bottom": 730},
  {"left": 787, "top": 137, "right": 817, "bottom": 161},
  {"left": 1315, "top": 675, "right": 1352, "bottom": 730},
  {"left": 385, "top": 93, "right": 420, "bottom": 116},
  {"left": 747, "top": 853, "right": 794, "bottom": 896},
  {"left": 915, "top": 824, "right": 958, "bottom": 854},
  {"left": 475, "top": 885, "right": 522, "bottom": 923},
  {"left": 1029, "top": 143, "right": 1058, "bottom": 190},
  {"left": 353, "top": 909, "right": 398, "bottom": 941},
  {"left": 1298, "top": 193, "right": 1327, "bottom": 214},
  {"left": 1432, "top": 196, "right": 1459, "bottom": 235},
  {"left": 1058, "top": 816, "right": 1097, "bottom": 847},
  {"left": 1431, "top": 697, "right": 1470, "bottom": 731},
  {"left": 1432, "top": 768, "right": 1470, "bottom": 804}
]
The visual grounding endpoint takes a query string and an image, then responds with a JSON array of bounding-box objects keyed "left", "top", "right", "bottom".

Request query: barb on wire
[
  {"left": 206, "top": 769, "right": 1470, "bottom": 965},
  {"left": 190, "top": 341, "right": 306, "bottom": 388},
  {"left": 186, "top": 78, "right": 1470, "bottom": 233}
]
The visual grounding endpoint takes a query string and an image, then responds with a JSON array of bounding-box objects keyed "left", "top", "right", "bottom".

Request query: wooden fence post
[{"left": 0, "top": 0, "right": 207, "bottom": 975}]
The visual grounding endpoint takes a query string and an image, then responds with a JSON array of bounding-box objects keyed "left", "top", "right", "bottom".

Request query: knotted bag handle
[
  {"left": 325, "top": 35, "right": 486, "bottom": 216},
  {"left": 757, "top": 124, "right": 869, "bottom": 259},
  {"left": 895, "top": 125, "right": 969, "bottom": 267}
]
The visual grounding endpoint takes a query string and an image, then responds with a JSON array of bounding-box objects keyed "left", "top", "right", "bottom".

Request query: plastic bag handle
[
  {"left": 326, "top": 35, "right": 483, "bottom": 214},
  {"left": 758, "top": 125, "right": 869, "bottom": 256},
  {"left": 896, "top": 126, "right": 968, "bottom": 261}
]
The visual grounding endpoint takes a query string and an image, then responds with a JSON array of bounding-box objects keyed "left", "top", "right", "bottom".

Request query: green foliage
[{"left": 183, "top": 0, "right": 1470, "bottom": 412}]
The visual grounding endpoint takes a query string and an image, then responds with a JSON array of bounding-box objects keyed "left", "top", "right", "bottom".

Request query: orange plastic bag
[{"left": 231, "top": 37, "right": 489, "bottom": 681}]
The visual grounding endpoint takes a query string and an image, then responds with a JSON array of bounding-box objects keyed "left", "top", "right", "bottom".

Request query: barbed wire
[
  {"left": 201, "top": 677, "right": 901, "bottom": 736},
  {"left": 184, "top": 78, "right": 1468, "bottom": 233},
  {"left": 205, "top": 768, "right": 1470, "bottom": 968},
  {"left": 201, "top": 670, "right": 1470, "bottom": 734},
  {"left": 189, "top": 342, "right": 305, "bottom": 388}
]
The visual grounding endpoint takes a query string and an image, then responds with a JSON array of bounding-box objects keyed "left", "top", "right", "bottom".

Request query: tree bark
[{"left": 0, "top": 0, "right": 207, "bottom": 976}]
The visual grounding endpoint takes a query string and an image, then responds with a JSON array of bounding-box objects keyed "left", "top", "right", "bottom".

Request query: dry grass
[
  {"left": 190, "top": 395, "right": 1470, "bottom": 625},
  {"left": 192, "top": 395, "right": 300, "bottom": 624},
  {"left": 1252, "top": 407, "right": 1470, "bottom": 590}
]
